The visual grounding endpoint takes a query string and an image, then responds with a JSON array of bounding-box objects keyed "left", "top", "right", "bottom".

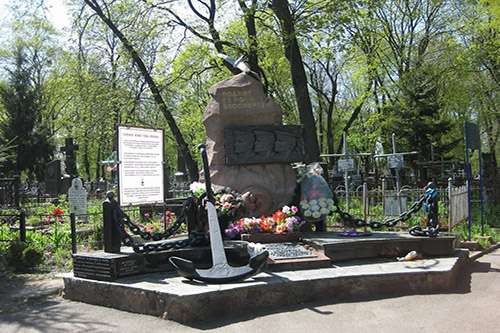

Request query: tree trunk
[
  {"left": 271, "top": 0, "right": 320, "bottom": 163},
  {"left": 84, "top": 0, "right": 199, "bottom": 181}
]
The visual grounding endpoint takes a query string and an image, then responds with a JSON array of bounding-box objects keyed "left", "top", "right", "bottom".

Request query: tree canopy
[{"left": 0, "top": 0, "right": 498, "bottom": 185}]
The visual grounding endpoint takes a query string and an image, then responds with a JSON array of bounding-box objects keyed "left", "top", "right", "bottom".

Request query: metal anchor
[{"left": 169, "top": 144, "right": 268, "bottom": 283}]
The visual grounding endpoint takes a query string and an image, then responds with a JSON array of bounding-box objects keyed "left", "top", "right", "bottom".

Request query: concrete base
[
  {"left": 63, "top": 249, "right": 468, "bottom": 324},
  {"left": 303, "top": 232, "right": 461, "bottom": 261}
]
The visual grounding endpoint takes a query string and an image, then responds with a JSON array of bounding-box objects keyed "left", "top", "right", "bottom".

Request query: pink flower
[{"left": 291, "top": 206, "right": 299, "bottom": 213}]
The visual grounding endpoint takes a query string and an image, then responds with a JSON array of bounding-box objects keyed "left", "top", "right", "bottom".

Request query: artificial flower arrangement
[
  {"left": 41, "top": 208, "right": 65, "bottom": 224},
  {"left": 224, "top": 205, "right": 304, "bottom": 239},
  {"left": 214, "top": 188, "right": 245, "bottom": 219},
  {"left": 299, "top": 163, "right": 338, "bottom": 220},
  {"left": 300, "top": 198, "right": 337, "bottom": 220},
  {"left": 190, "top": 182, "right": 245, "bottom": 220}
]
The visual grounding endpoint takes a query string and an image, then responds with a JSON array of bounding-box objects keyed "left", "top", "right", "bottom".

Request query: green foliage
[
  {"left": 0, "top": 45, "right": 55, "bottom": 180},
  {"left": 2, "top": 240, "right": 44, "bottom": 272}
]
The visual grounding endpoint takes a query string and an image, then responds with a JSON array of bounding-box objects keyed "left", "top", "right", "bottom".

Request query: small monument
[
  {"left": 44, "top": 160, "right": 61, "bottom": 196},
  {"left": 202, "top": 72, "right": 302, "bottom": 217},
  {"left": 68, "top": 178, "right": 87, "bottom": 216}
]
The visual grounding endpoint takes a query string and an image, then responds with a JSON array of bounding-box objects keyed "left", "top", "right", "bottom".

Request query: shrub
[{"left": 3, "top": 240, "right": 44, "bottom": 272}]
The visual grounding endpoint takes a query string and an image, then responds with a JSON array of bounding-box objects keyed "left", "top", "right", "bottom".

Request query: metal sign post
[{"left": 465, "top": 121, "right": 484, "bottom": 240}]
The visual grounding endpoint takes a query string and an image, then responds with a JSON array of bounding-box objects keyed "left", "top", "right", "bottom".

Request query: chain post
[
  {"left": 70, "top": 213, "right": 77, "bottom": 254},
  {"left": 19, "top": 210, "right": 26, "bottom": 242}
]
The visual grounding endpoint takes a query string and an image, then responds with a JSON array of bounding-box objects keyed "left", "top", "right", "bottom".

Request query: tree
[
  {"left": 0, "top": 45, "right": 54, "bottom": 179},
  {"left": 270, "top": 0, "right": 320, "bottom": 163},
  {"left": 82, "top": 0, "right": 200, "bottom": 181}
]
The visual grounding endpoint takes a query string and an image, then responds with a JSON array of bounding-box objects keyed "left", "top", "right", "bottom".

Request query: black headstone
[{"left": 44, "top": 160, "right": 61, "bottom": 196}]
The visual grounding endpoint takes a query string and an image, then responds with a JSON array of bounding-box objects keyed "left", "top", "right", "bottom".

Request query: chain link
[
  {"left": 335, "top": 190, "right": 440, "bottom": 237},
  {"left": 113, "top": 196, "right": 209, "bottom": 253}
]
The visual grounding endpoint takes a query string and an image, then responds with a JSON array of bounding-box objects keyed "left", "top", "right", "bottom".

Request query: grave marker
[
  {"left": 375, "top": 133, "right": 417, "bottom": 215},
  {"left": 320, "top": 132, "right": 371, "bottom": 211},
  {"left": 60, "top": 138, "right": 79, "bottom": 177},
  {"left": 44, "top": 160, "right": 61, "bottom": 196},
  {"left": 68, "top": 178, "right": 87, "bottom": 216}
]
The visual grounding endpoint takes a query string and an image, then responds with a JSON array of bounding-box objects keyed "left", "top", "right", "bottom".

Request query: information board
[{"left": 117, "top": 126, "right": 164, "bottom": 206}]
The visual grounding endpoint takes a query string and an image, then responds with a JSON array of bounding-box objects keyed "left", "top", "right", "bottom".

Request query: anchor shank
[{"left": 206, "top": 201, "right": 229, "bottom": 267}]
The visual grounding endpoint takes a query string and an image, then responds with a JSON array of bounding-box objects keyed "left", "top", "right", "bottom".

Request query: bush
[{"left": 2, "top": 240, "right": 44, "bottom": 272}]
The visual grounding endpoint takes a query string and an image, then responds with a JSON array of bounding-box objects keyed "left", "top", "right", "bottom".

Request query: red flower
[
  {"left": 52, "top": 208, "right": 64, "bottom": 216},
  {"left": 272, "top": 210, "right": 286, "bottom": 223}
]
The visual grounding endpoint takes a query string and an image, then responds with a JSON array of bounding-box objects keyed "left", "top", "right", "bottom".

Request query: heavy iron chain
[
  {"left": 113, "top": 195, "right": 209, "bottom": 253},
  {"left": 335, "top": 189, "right": 440, "bottom": 237}
]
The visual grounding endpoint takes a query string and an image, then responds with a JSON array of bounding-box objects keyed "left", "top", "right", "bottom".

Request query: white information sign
[
  {"left": 338, "top": 159, "right": 355, "bottom": 172},
  {"left": 118, "top": 126, "right": 164, "bottom": 206},
  {"left": 68, "top": 178, "right": 87, "bottom": 216}
]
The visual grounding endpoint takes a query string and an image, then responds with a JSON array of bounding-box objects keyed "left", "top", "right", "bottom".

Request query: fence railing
[{"left": 0, "top": 180, "right": 488, "bottom": 253}]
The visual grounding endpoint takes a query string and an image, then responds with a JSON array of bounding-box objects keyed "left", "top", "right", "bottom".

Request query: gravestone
[
  {"left": 68, "top": 178, "right": 87, "bottom": 216},
  {"left": 44, "top": 160, "right": 61, "bottom": 196},
  {"left": 202, "top": 72, "right": 299, "bottom": 217}
]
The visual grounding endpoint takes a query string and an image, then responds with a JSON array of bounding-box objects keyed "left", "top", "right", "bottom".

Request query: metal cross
[
  {"left": 321, "top": 132, "right": 371, "bottom": 211},
  {"left": 375, "top": 133, "right": 417, "bottom": 214}
]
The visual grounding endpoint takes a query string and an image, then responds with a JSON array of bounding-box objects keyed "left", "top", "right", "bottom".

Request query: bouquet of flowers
[{"left": 224, "top": 205, "right": 304, "bottom": 239}]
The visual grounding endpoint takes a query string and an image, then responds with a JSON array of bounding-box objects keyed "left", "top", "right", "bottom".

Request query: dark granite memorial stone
[{"left": 44, "top": 160, "right": 61, "bottom": 196}]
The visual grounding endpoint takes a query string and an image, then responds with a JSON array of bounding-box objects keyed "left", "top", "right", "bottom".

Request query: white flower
[
  {"left": 282, "top": 205, "right": 291, "bottom": 214},
  {"left": 309, "top": 199, "right": 318, "bottom": 205},
  {"left": 312, "top": 211, "right": 321, "bottom": 218},
  {"left": 300, "top": 201, "right": 310, "bottom": 209},
  {"left": 311, "top": 205, "right": 320, "bottom": 212},
  {"left": 304, "top": 210, "right": 312, "bottom": 217},
  {"left": 319, "top": 198, "right": 328, "bottom": 207},
  {"left": 189, "top": 182, "right": 205, "bottom": 193},
  {"left": 326, "top": 198, "right": 334, "bottom": 205}
]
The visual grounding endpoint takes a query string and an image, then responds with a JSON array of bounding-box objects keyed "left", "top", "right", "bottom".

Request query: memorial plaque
[
  {"left": 387, "top": 154, "right": 404, "bottom": 169},
  {"left": 338, "top": 159, "right": 355, "bottom": 172},
  {"left": 73, "top": 256, "right": 115, "bottom": 281},
  {"left": 265, "top": 243, "right": 317, "bottom": 260},
  {"left": 224, "top": 125, "right": 304, "bottom": 165},
  {"left": 73, "top": 253, "right": 142, "bottom": 281}
]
